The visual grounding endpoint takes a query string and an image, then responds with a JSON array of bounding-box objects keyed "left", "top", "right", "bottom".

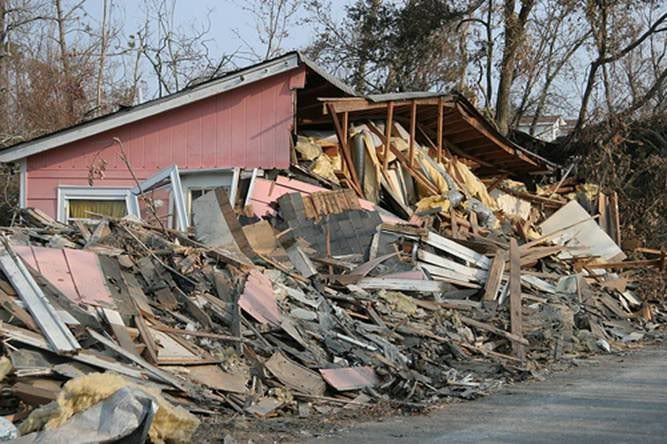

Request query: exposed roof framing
[{"left": 319, "top": 92, "right": 557, "bottom": 177}]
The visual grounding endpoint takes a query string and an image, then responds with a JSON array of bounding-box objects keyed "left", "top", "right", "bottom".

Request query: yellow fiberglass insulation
[
  {"left": 447, "top": 159, "right": 497, "bottom": 209},
  {"left": 310, "top": 154, "right": 340, "bottom": 184},
  {"left": 30, "top": 373, "right": 199, "bottom": 444},
  {"left": 416, "top": 195, "right": 451, "bottom": 213},
  {"left": 414, "top": 151, "right": 450, "bottom": 198}
]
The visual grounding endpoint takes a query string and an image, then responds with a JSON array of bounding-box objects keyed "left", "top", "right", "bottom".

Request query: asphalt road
[{"left": 310, "top": 346, "right": 667, "bottom": 444}]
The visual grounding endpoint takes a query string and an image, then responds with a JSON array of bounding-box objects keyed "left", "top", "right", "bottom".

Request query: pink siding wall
[{"left": 26, "top": 68, "right": 306, "bottom": 217}]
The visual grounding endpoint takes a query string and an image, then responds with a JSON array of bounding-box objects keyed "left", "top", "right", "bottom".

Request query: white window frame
[
  {"left": 57, "top": 186, "right": 133, "bottom": 223},
  {"left": 128, "top": 165, "right": 189, "bottom": 231},
  {"left": 19, "top": 159, "right": 27, "bottom": 208}
]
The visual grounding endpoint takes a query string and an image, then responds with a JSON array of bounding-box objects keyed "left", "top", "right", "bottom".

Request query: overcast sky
[{"left": 84, "top": 0, "right": 347, "bottom": 67}]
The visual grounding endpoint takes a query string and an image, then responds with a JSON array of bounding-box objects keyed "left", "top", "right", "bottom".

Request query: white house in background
[{"left": 516, "top": 115, "right": 569, "bottom": 142}]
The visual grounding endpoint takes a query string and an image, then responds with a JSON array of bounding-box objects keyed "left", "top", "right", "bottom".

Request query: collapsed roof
[{"left": 309, "top": 92, "right": 556, "bottom": 178}]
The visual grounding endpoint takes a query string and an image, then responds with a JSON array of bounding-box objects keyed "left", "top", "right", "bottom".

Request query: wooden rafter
[
  {"left": 325, "top": 103, "right": 363, "bottom": 197},
  {"left": 409, "top": 100, "right": 417, "bottom": 167},
  {"left": 383, "top": 102, "right": 395, "bottom": 171}
]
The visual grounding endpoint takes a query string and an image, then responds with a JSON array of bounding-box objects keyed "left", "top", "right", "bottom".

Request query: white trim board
[{"left": 18, "top": 159, "right": 27, "bottom": 208}]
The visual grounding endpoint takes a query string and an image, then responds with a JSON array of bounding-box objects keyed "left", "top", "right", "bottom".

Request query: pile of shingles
[{"left": 0, "top": 167, "right": 664, "bottom": 440}]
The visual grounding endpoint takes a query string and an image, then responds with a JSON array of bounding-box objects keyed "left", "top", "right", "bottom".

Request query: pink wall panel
[{"left": 26, "top": 68, "right": 304, "bottom": 218}]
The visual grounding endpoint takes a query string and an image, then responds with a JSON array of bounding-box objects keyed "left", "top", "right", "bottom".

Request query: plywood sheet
[
  {"left": 319, "top": 366, "right": 378, "bottom": 391},
  {"left": 12, "top": 245, "right": 112, "bottom": 306},
  {"left": 239, "top": 270, "right": 281, "bottom": 326},
  {"left": 539, "top": 200, "right": 626, "bottom": 262}
]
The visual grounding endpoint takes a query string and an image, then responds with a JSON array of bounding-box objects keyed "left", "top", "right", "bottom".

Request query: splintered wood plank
[
  {"left": 509, "top": 239, "right": 525, "bottom": 361},
  {"left": 417, "top": 249, "right": 488, "bottom": 282},
  {"left": 0, "top": 288, "right": 38, "bottom": 331},
  {"left": 134, "top": 314, "right": 159, "bottom": 364},
  {"left": 425, "top": 231, "right": 491, "bottom": 269},
  {"left": 383, "top": 101, "right": 395, "bottom": 171},
  {"left": 356, "top": 277, "right": 448, "bottom": 292},
  {"left": 483, "top": 252, "right": 506, "bottom": 301},
  {"left": 265, "top": 351, "right": 326, "bottom": 396}
]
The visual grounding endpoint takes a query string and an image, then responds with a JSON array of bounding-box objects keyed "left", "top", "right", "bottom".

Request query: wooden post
[
  {"left": 383, "top": 101, "right": 394, "bottom": 172},
  {"left": 326, "top": 103, "right": 362, "bottom": 197},
  {"left": 342, "top": 111, "right": 349, "bottom": 148},
  {"left": 436, "top": 97, "right": 444, "bottom": 163},
  {"left": 409, "top": 100, "right": 417, "bottom": 167},
  {"left": 509, "top": 238, "right": 525, "bottom": 362}
]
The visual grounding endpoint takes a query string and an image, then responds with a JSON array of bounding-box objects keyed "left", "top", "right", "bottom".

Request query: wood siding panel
[{"left": 25, "top": 69, "right": 302, "bottom": 218}]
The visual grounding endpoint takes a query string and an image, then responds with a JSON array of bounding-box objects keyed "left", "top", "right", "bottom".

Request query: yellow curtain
[{"left": 69, "top": 200, "right": 127, "bottom": 219}]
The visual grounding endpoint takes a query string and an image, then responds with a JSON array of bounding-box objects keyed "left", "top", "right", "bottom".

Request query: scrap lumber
[
  {"left": 285, "top": 242, "right": 318, "bottom": 279},
  {"left": 424, "top": 231, "right": 491, "bottom": 269},
  {"left": 482, "top": 252, "right": 506, "bottom": 301},
  {"left": 509, "top": 239, "right": 526, "bottom": 361},
  {"left": 326, "top": 103, "right": 362, "bottom": 196},
  {"left": 498, "top": 186, "right": 564, "bottom": 209},
  {"left": 0, "top": 323, "right": 142, "bottom": 379},
  {"left": 87, "top": 328, "right": 186, "bottom": 391},
  {"left": 355, "top": 277, "right": 449, "bottom": 292},
  {"left": 417, "top": 249, "right": 487, "bottom": 283},
  {"left": 459, "top": 316, "right": 529, "bottom": 346},
  {"left": 265, "top": 352, "right": 326, "bottom": 396},
  {"left": 0, "top": 288, "right": 38, "bottom": 331}
]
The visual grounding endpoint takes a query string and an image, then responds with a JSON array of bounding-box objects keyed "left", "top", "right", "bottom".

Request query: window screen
[{"left": 68, "top": 199, "right": 127, "bottom": 220}]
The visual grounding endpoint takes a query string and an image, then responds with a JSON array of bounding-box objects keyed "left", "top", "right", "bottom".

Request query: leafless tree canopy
[{"left": 1, "top": 0, "right": 664, "bottom": 144}]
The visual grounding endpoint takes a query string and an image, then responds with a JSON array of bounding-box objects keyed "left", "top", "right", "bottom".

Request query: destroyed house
[
  {"left": 0, "top": 52, "right": 354, "bottom": 225},
  {"left": 0, "top": 52, "right": 554, "bottom": 227}
]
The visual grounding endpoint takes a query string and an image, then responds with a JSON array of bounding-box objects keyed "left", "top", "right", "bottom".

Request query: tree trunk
[
  {"left": 95, "top": 0, "right": 110, "bottom": 112},
  {"left": 54, "top": 0, "right": 74, "bottom": 121},
  {"left": 494, "top": 0, "right": 534, "bottom": 135},
  {"left": 0, "top": 0, "right": 7, "bottom": 136},
  {"left": 485, "top": 0, "right": 493, "bottom": 109}
]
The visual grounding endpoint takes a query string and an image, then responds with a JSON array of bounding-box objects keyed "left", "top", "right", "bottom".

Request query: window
[
  {"left": 58, "top": 187, "right": 133, "bottom": 224},
  {"left": 68, "top": 199, "right": 127, "bottom": 220}
]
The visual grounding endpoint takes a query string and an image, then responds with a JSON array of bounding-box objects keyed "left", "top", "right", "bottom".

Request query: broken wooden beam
[{"left": 509, "top": 239, "right": 526, "bottom": 361}]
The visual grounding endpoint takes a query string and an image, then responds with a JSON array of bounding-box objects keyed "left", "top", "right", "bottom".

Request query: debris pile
[{"left": 0, "top": 120, "right": 664, "bottom": 441}]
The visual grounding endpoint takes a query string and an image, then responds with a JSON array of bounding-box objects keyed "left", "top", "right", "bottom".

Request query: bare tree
[
  {"left": 233, "top": 0, "right": 303, "bottom": 62},
  {"left": 573, "top": 5, "right": 667, "bottom": 136},
  {"left": 138, "top": 0, "right": 231, "bottom": 97},
  {"left": 458, "top": 0, "right": 494, "bottom": 108},
  {"left": 95, "top": 0, "right": 110, "bottom": 111},
  {"left": 494, "top": 0, "right": 535, "bottom": 135}
]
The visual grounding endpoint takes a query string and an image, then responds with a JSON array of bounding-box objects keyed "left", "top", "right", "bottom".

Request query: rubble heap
[{"left": 0, "top": 121, "right": 664, "bottom": 442}]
